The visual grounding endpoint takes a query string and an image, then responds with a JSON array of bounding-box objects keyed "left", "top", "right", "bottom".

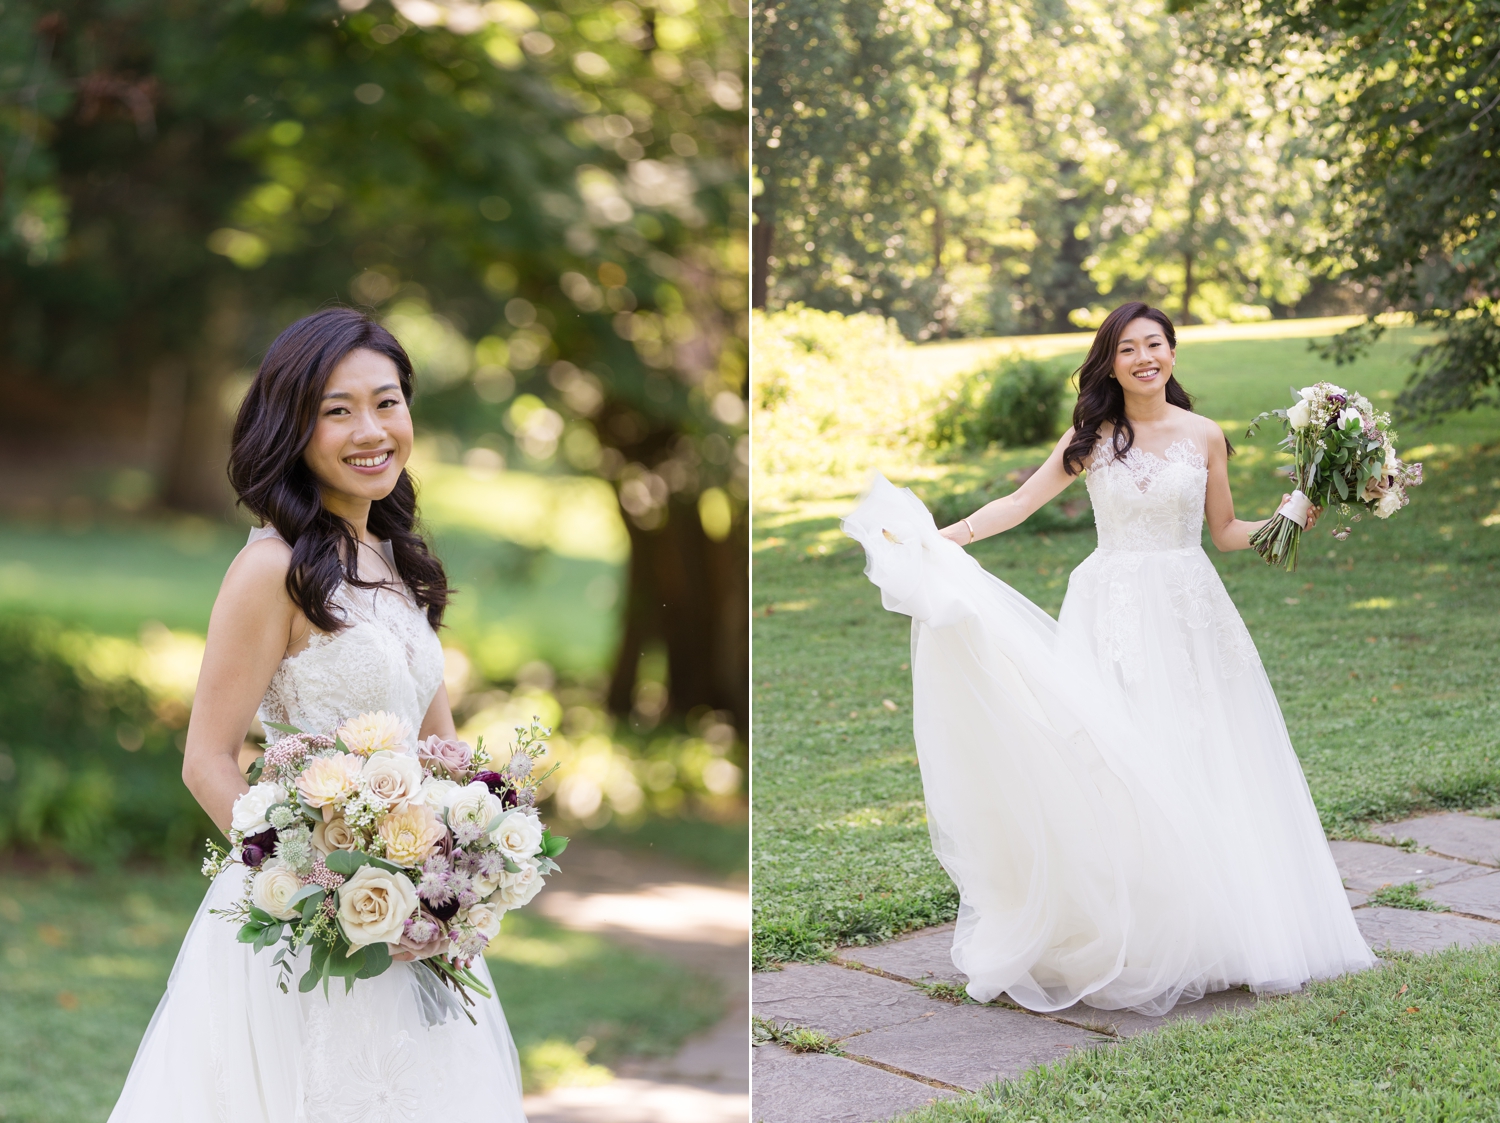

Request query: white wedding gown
[
  {"left": 109, "top": 528, "right": 527, "bottom": 1123},
  {"left": 843, "top": 439, "right": 1373, "bottom": 1015}
]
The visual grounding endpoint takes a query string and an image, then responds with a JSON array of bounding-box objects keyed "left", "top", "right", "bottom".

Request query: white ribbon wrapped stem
[{"left": 1279, "top": 489, "right": 1312, "bottom": 529}]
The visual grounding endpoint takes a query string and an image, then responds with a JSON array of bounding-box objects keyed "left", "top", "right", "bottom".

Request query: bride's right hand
[{"left": 938, "top": 523, "right": 971, "bottom": 545}]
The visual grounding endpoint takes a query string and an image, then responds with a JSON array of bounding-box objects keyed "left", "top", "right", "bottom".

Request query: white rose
[
  {"left": 1383, "top": 445, "right": 1399, "bottom": 474},
  {"left": 492, "top": 810, "right": 544, "bottom": 860},
  {"left": 361, "top": 751, "right": 425, "bottom": 807},
  {"left": 1286, "top": 398, "right": 1312, "bottom": 430},
  {"left": 1375, "top": 488, "right": 1404, "bottom": 519},
  {"left": 492, "top": 859, "right": 545, "bottom": 909},
  {"left": 250, "top": 859, "right": 303, "bottom": 921},
  {"left": 336, "top": 864, "right": 419, "bottom": 949},
  {"left": 445, "top": 781, "right": 504, "bottom": 831},
  {"left": 1298, "top": 385, "right": 1319, "bottom": 400},
  {"left": 1339, "top": 407, "right": 1363, "bottom": 430},
  {"left": 416, "top": 777, "right": 461, "bottom": 812},
  {"left": 464, "top": 900, "right": 504, "bottom": 942},
  {"left": 232, "top": 782, "right": 289, "bottom": 834}
]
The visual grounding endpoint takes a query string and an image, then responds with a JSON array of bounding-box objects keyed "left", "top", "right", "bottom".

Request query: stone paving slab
[
  {"left": 1043, "top": 987, "right": 1261, "bottom": 1038},
  {"left": 844, "top": 1002, "right": 1103, "bottom": 1091},
  {"left": 753, "top": 963, "right": 946, "bottom": 1040},
  {"left": 1370, "top": 812, "right": 1500, "bottom": 867},
  {"left": 1355, "top": 906, "right": 1500, "bottom": 954},
  {"left": 1421, "top": 870, "right": 1500, "bottom": 921},
  {"left": 1328, "top": 839, "right": 1491, "bottom": 892},
  {"left": 752, "top": 1045, "right": 955, "bottom": 1123},
  {"left": 837, "top": 922, "right": 966, "bottom": 985}
]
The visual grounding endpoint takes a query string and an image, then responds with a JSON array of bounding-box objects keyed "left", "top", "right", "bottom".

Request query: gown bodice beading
[
  {"left": 1084, "top": 438, "right": 1208, "bottom": 553},
  {"left": 257, "top": 581, "right": 445, "bottom": 742}
]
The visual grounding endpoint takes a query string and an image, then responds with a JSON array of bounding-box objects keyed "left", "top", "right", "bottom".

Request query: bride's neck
[
  {"left": 320, "top": 491, "right": 379, "bottom": 548},
  {"left": 1122, "top": 392, "right": 1171, "bottom": 428}
]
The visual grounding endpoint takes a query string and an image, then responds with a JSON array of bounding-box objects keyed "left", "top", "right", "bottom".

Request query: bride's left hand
[
  {"left": 938, "top": 523, "right": 971, "bottom": 545},
  {"left": 391, "top": 947, "right": 418, "bottom": 962},
  {"left": 1279, "top": 493, "right": 1322, "bottom": 530}
]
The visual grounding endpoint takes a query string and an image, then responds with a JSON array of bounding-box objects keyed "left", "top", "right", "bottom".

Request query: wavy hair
[
  {"left": 228, "top": 307, "right": 449, "bottom": 631},
  {"left": 1061, "top": 301, "right": 1227, "bottom": 474}
]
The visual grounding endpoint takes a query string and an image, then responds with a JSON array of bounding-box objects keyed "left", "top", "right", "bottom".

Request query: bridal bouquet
[
  {"left": 203, "top": 712, "right": 567, "bottom": 1020},
  {"left": 1246, "top": 382, "right": 1423, "bottom": 570}
]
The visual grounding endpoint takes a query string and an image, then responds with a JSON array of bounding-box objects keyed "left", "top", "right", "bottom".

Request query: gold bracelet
[{"left": 963, "top": 517, "right": 976, "bottom": 543}]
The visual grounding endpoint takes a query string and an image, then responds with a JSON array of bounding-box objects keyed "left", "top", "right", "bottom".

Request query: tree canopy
[
  {"left": 1179, "top": 0, "right": 1500, "bottom": 416},
  {"left": 752, "top": 0, "right": 1338, "bottom": 337}
]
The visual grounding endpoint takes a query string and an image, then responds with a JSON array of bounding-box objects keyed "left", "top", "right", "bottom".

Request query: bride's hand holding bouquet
[
  {"left": 203, "top": 713, "right": 567, "bottom": 1021},
  {"left": 1248, "top": 382, "right": 1423, "bottom": 570}
]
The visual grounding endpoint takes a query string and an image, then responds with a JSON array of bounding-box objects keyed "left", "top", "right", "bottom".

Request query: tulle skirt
[
  {"left": 109, "top": 867, "right": 527, "bottom": 1123},
  {"left": 844, "top": 477, "right": 1373, "bottom": 1015}
]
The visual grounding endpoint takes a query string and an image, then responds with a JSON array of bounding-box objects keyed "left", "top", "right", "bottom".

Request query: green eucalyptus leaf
[
  {"left": 237, "top": 922, "right": 265, "bottom": 944},
  {"left": 264, "top": 722, "right": 303, "bottom": 735},
  {"left": 324, "top": 850, "right": 370, "bottom": 876}
]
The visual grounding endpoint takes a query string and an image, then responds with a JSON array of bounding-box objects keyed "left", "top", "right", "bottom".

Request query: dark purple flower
[
  {"left": 473, "top": 770, "right": 509, "bottom": 797},
  {"left": 426, "top": 895, "right": 461, "bottom": 922},
  {"left": 501, "top": 787, "right": 520, "bottom": 808},
  {"left": 243, "top": 827, "right": 278, "bottom": 868}
]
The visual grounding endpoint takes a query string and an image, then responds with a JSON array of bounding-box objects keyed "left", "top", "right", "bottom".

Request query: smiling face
[
  {"left": 1111, "top": 317, "right": 1175, "bottom": 401},
  {"left": 302, "top": 347, "right": 413, "bottom": 515}
]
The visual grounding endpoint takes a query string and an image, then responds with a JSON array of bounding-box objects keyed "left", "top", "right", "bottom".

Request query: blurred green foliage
[{"left": 930, "top": 356, "right": 1070, "bottom": 451}]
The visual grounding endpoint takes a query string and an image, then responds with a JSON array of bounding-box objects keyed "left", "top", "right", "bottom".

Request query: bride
[
  {"left": 843, "top": 301, "right": 1373, "bottom": 1017},
  {"left": 109, "top": 309, "right": 527, "bottom": 1121}
]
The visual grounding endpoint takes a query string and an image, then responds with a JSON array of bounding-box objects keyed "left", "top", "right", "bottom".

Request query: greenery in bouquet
[
  {"left": 1246, "top": 383, "right": 1423, "bottom": 570},
  {"left": 203, "top": 713, "right": 567, "bottom": 1021}
]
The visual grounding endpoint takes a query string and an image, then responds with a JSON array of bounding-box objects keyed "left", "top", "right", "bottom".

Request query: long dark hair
[
  {"left": 1062, "top": 301, "right": 1225, "bottom": 475},
  {"left": 228, "top": 307, "right": 450, "bottom": 631}
]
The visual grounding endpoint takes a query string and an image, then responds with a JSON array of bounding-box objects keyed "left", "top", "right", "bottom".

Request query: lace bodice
[
  {"left": 1085, "top": 438, "right": 1207, "bottom": 552},
  {"left": 249, "top": 527, "right": 445, "bottom": 741}
]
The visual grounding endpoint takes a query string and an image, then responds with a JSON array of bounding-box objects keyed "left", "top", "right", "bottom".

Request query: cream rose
[
  {"left": 250, "top": 859, "right": 303, "bottom": 921},
  {"left": 377, "top": 803, "right": 446, "bottom": 867},
  {"left": 311, "top": 816, "right": 360, "bottom": 856},
  {"left": 361, "top": 751, "right": 425, "bottom": 807},
  {"left": 337, "top": 864, "right": 419, "bottom": 949},
  {"left": 232, "top": 782, "right": 288, "bottom": 834},
  {"left": 492, "top": 810, "right": 544, "bottom": 861},
  {"left": 416, "top": 777, "right": 460, "bottom": 812},
  {"left": 1375, "top": 488, "right": 1404, "bottom": 519},
  {"left": 464, "top": 901, "right": 504, "bottom": 942},
  {"left": 445, "top": 781, "right": 504, "bottom": 832},
  {"left": 337, "top": 711, "right": 412, "bottom": 757},
  {"left": 492, "top": 859, "right": 545, "bottom": 909},
  {"left": 1286, "top": 398, "right": 1312, "bottom": 430},
  {"left": 295, "top": 753, "right": 363, "bottom": 810}
]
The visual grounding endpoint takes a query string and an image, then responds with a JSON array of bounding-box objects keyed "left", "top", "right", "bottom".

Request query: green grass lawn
[
  {"left": 752, "top": 325, "right": 1500, "bottom": 966},
  {"left": 0, "top": 863, "right": 723, "bottom": 1121},
  {"left": 896, "top": 947, "right": 1500, "bottom": 1122}
]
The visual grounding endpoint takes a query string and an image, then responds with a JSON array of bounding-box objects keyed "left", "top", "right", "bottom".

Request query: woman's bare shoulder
[{"left": 219, "top": 536, "right": 294, "bottom": 610}]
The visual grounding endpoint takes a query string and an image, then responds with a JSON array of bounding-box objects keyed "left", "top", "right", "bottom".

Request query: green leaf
[
  {"left": 290, "top": 884, "right": 326, "bottom": 907},
  {"left": 357, "top": 941, "right": 393, "bottom": 980},
  {"left": 246, "top": 757, "right": 265, "bottom": 784},
  {"left": 542, "top": 831, "right": 569, "bottom": 858},
  {"left": 323, "top": 850, "right": 370, "bottom": 876},
  {"left": 1333, "top": 473, "right": 1349, "bottom": 500},
  {"left": 334, "top": 736, "right": 349, "bottom": 755},
  {"left": 264, "top": 722, "right": 303, "bottom": 734},
  {"left": 237, "top": 922, "right": 266, "bottom": 944},
  {"left": 248, "top": 905, "right": 275, "bottom": 925},
  {"left": 299, "top": 965, "right": 322, "bottom": 993},
  {"left": 298, "top": 888, "right": 327, "bottom": 922}
]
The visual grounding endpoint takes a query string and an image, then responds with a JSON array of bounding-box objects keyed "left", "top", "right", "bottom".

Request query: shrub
[
  {"left": 931, "top": 356, "right": 1071, "bottom": 450},
  {"left": 0, "top": 616, "right": 212, "bottom": 861}
]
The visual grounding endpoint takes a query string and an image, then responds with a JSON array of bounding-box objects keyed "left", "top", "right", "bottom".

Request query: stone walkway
[
  {"left": 752, "top": 811, "right": 1500, "bottom": 1123},
  {"left": 523, "top": 838, "right": 749, "bottom": 1123}
]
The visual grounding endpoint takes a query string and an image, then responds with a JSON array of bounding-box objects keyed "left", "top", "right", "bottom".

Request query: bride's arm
[
  {"left": 418, "top": 683, "right": 458, "bottom": 741},
  {"left": 182, "top": 539, "right": 300, "bottom": 834},
  {"left": 1204, "top": 423, "right": 1319, "bottom": 551},
  {"left": 938, "top": 429, "right": 1083, "bottom": 545}
]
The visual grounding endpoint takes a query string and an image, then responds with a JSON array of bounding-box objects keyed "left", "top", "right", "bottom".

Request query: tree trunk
[
  {"left": 161, "top": 283, "right": 245, "bottom": 514},
  {"left": 751, "top": 196, "right": 774, "bottom": 309},
  {"left": 607, "top": 497, "right": 748, "bottom": 730},
  {"left": 932, "top": 200, "right": 949, "bottom": 338},
  {"left": 1181, "top": 249, "right": 1195, "bottom": 327}
]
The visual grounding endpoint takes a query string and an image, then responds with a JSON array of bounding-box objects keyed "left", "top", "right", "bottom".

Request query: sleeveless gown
[
  {"left": 843, "top": 439, "right": 1374, "bottom": 1015},
  {"left": 109, "top": 528, "right": 527, "bottom": 1123}
]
